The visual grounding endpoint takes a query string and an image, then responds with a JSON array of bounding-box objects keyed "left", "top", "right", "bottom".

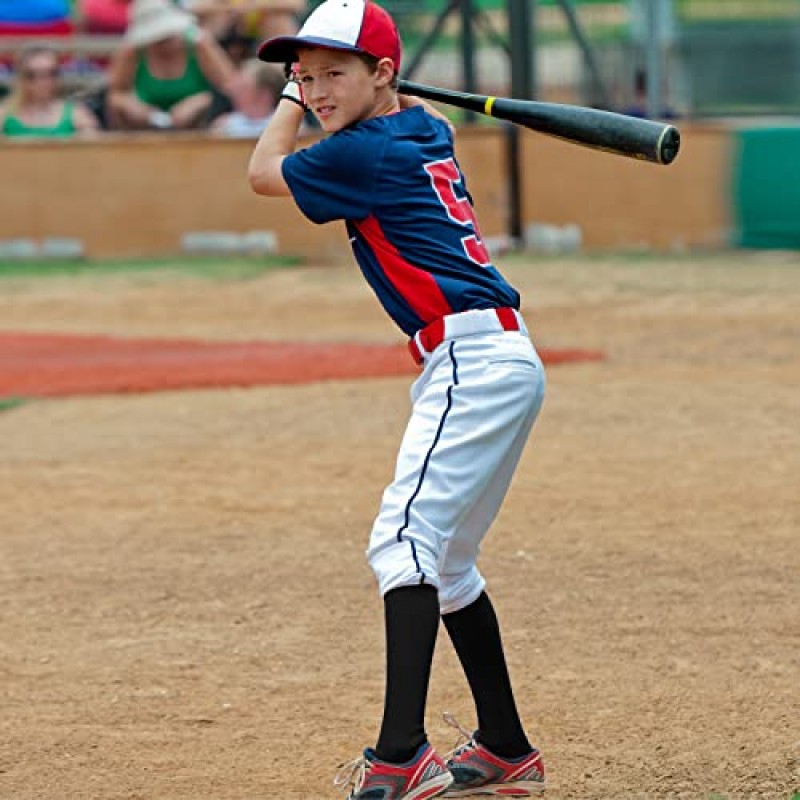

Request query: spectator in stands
[
  {"left": 243, "top": 0, "right": 305, "bottom": 40},
  {"left": 77, "top": 0, "right": 133, "bottom": 35},
  {"left": 183, "top": 0, "right": 304, "bottom": 43},
  {"left": 0, "top": 0, "right": 73, "bottom": 36},
  {"left": 181, "top": 0, "right": 238, "bottom": 40},
  {"left": 216, "top": 24, "right": 257, "bottom": 68},
  {"left": 106, "top": 0, "right": 236, "bottom": 130},
  {"left": 0, "top": 44, "right": 99, "bottom": 137},
  {"left": 210, "top": 58, "right": 282, "bottom": 137}
]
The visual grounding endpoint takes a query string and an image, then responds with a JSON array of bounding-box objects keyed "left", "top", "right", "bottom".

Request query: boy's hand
[
  {"left": 280, "top": 80, "right": 309, "bottom": 112},
  {"left": 398, "top": 94, "right": 455, "bottom": 136}
]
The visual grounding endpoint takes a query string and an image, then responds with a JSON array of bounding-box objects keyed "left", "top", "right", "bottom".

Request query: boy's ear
[{"left": 374, "top": 57, "right": 396, "bottom": 88}]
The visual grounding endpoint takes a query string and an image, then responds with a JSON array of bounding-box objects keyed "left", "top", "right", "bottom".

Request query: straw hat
[{"left": 125, "top": 0, "right": 196, "bottom": 48}]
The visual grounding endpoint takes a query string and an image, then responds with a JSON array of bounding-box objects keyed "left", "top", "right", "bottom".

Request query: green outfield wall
[{"left": 733, "top": 127, "right": 800, "bottom": 249}]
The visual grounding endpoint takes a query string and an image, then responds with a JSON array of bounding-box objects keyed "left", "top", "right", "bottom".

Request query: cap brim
[{"left": 257, "top": 35, "right": 361, "bottom": 63}]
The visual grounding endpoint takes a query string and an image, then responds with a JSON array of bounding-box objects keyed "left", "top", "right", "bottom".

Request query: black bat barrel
[
  {"left": 398, "top": 80, "right": 681, "bottom": 166},
  {"left": 491, "top": 97, "right": 680, "bottom": 165}
]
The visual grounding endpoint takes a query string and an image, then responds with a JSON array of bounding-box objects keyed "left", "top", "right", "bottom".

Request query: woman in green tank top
[
  {"left": 107, "top": 0, "right": 236, "bottom": 130},
  {"left": 0, "top": 45, "right": 99, "bottom": 139}
]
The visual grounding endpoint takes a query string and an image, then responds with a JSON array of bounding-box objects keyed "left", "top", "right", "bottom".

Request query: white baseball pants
[{"left": 367, "top": 309, "right": 546, "bottom": 615}]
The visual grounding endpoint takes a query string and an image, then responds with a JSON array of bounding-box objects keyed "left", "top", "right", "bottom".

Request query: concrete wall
[
  {"left": 0, "top": 123, "right": 731, "bottom": 261},
  {"left": 522, "top": 123, "right": 732, "bottom": 251}
]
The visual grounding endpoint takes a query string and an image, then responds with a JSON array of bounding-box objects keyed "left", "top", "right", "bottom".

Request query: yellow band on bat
[{"left": 484, "top": 96, "right": 496, "bottom": 116}]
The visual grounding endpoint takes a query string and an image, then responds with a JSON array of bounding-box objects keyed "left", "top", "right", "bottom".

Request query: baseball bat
[{"left": 398, "top": 80, "right": 681, "bottom": 166}]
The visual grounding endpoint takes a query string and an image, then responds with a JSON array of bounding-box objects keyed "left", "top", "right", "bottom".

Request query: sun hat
[
  {"left": 125, "top": 0, "right": 196, "bottom": 48},
  {"left": 257, "top": 0, "right": 401, "bottom": 72}
]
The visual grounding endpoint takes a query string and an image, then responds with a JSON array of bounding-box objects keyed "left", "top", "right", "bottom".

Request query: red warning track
[{"left": 0, "top": 332, "right": 605, "bottom": 398}]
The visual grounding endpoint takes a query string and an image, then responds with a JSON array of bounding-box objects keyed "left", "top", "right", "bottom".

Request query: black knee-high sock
[
  {"left": 443, "top": 591, "right": 532, "bottom": 759},
  {"left": 374, "top": 584, "right": 440, "bottom": 764}
]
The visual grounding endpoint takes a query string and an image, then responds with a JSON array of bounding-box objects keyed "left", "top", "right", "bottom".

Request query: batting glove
[{"left": 280, "top": 80, "right": 309, "bottom": 112}]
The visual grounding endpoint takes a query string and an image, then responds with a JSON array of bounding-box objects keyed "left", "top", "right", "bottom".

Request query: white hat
[
  {"left": 125, "top": 0, "right": 196, "bottom": 48},
  {"left": 258, "top": 0, "right": 402, "bottom": 72}
]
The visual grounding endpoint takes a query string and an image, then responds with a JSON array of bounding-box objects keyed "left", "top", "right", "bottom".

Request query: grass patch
[
  {"left": 0, "top": 397, "right": 28, "bottom": 413},
  {"left": 0, "top": 255, "right": 302, "bottom": 282}
]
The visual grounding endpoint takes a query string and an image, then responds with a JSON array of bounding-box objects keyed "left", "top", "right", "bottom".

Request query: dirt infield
[{"left": 0, "top": 255, "right": 797, "bottom": 799}]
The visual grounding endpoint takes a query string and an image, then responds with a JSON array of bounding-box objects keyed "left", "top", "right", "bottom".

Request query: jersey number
[{"left": 424, "top": 158, "right": 491, "bottom": 267}]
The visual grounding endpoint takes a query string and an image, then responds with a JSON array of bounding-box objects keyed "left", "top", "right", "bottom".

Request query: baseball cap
[{"left": 257, "top": 0, "right": 402, "bottom": 72}]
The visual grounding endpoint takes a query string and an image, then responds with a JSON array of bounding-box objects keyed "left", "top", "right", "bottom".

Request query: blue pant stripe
[{"left": 396, "top": 342, "right": 460, "bottom": 583}]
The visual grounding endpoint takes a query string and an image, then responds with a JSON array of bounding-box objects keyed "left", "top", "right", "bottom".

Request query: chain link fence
[
  {"left": 674, "top": 0, "right": 800, "bottom": 115},
  {"left": 369, "top": 1, "right": 800, "bottom": 118}
]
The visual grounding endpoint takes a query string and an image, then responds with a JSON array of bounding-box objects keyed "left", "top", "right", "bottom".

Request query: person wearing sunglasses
[{"left": 0, "top": 45, "right": 99, "bottom": 138}]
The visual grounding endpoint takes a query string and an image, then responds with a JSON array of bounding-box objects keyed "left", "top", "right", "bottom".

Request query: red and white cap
[{"left": 257, "top": 0, "right": 401, "bottom": 72}]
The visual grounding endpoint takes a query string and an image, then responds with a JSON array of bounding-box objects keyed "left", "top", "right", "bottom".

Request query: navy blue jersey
[{"left": 282, "top": 106, "right": 520, "bottom": 337}]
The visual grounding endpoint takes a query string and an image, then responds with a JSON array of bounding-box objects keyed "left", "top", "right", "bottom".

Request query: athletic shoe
[
  {"left": 333, "top": 741, "right": 454, "bottom": 799},
  {"left": 441, "top": 713, "right": 545, "bottom": 797}
]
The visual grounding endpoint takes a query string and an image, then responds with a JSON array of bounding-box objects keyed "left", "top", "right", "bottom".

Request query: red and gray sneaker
[
  {"left": 442, "top": 714, "right": 545, "bottom": 797},
  {"left": 333, "top": 742, "right": 454, "bottom": 799}
]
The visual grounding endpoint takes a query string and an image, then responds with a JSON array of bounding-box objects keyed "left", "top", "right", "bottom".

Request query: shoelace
[
  {"left": 442, "top": 711, "right": 478, "bottom": 761},
  {"left": 333, "top": 754, "right": 368, "bottom": 795}
]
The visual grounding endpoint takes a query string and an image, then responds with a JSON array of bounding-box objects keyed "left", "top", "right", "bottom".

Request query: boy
[{"left": 249, "top": 2, "right": 546, "bottom": 797}]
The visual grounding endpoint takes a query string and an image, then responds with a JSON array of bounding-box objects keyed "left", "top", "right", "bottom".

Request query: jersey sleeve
[{"left": 282, "top": 128, "right": 384, "bottom": 224}]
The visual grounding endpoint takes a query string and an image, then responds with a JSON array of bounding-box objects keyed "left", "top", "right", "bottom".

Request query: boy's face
[{"left": 296, "top": 48, "right": 393, "bottom": 133}]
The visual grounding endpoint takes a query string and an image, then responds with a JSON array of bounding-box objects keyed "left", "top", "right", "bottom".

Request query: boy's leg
[
  {"left": 366, "top": 352, "right": 458, "bottom": 767},
  {"left": 442, "top": 591, "right": 531, "bottom": 758},
  {"left": 375, "top": 583, "right": 440, "bottom": 763},
  {"left": 435, "top": 341, "right": 544, "bottom": 758},
  {"left": 366, "top": 335, "right": 544, "bottom": 767},
  {"left": 438, "top": 424, "right": 547, "bottom": 793},
  {"left": 439, "top": 442, "right": 537, "bottom": 760}
]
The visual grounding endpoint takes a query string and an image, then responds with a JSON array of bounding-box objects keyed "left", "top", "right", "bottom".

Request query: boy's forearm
[{"left": 248, "top": 100, "right": 306, "bottom": 196}]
